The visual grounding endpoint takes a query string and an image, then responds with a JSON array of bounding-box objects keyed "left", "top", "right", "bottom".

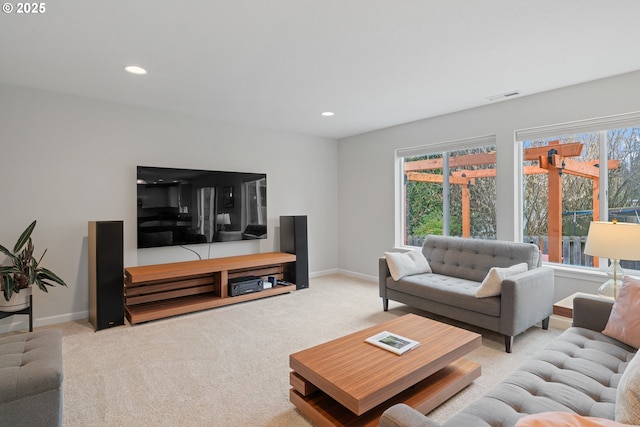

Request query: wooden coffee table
[{"left": 289, "top": 314, "right": 482, "bottom": 426}]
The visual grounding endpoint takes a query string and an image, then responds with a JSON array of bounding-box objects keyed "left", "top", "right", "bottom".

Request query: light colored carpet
[{"left": 52, "top": 274, "right": 562, "bottom": 426}]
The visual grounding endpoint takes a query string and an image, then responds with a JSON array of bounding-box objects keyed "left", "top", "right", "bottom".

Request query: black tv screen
[{"left": 136, "top": 166, "right": 267, "bottom": 248}]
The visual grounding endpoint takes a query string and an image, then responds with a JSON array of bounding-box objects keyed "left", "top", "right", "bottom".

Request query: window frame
[
  {"left": 395, "top": 134, "right": 497, "bottom": 248},
  {"left": 515, "top": 111, "right": 640, "bottom": 272}
]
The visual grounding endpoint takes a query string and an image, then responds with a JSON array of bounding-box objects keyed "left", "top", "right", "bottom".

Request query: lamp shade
[
  {"left": 584, "top": 221, "right": 640, "bottom": 261},
  {"left": 216, "top": 213, "right": 231, "bottom": 225}
]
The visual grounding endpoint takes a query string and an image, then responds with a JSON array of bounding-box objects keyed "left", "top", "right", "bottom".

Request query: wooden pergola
[{"left": 405, "top": 141, "right": 619, "bottom": 263}]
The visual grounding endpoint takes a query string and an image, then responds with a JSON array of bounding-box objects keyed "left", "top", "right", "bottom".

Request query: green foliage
[
  {"left": 0, "top": 220, "right": 67, "bottom": 301},
  {"left": 405, "top": 163, "right": 444, "bottom": 236},
  {"left": 405, "top": 147, "right": 497, "bottom": 240},
  {"left": 413, "top": 212, "right": 443, "bottom": 236}
]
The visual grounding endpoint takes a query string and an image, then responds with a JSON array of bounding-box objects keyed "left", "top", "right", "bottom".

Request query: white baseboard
[
  {"left": 0, "top": 310, "right": 89, "bottom": 334},
  {"left": 39, "top": 310, "right": 89, "bottom": 326},
  {"left": 336, "top": 269, "right": 377, "bottom": 282},
  {"left": 309, "top": 268, "right": 339, "bottom": 278},
  {"left": 310, "top": 267, "right": 376, "bottom": 282}
]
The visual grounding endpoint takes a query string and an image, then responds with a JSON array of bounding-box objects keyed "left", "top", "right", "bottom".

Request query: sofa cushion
[
  {"left": 441, "top": 326, "right": 637, "bottom": 426},
  {"left": 387, "top": 273, "right": 501, "bottom": 317},
  {"left": 602, "top": 277, "right": 640, "bottom": 349},
  {"left": 385, "top": 249, "right": 431, "bottom": 281},
  {"left": 475, "top": 262, "right": 528, "bottom": 298},
  {"left": 422, "top": 235, "right": 540, "bottom": 282},
  {"left": 0, "top": 329, "right": 63, "bottom": 427},
  {"left": 616, "top": 351, "right": 640, "bottom": 424},
  {"left": 0, "top": 330, "right": 63, "bottom": 403}
]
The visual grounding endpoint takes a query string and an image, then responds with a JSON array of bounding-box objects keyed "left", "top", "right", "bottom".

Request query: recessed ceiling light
[
  {"left": 321, "top": 112, "right": 335, "bottom": 117},
  {"left": 124, "top": 65, "right": 147, "bottom": 75}
]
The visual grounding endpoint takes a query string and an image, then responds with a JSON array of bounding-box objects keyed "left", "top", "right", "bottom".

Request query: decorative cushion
[
  {"left": 475, "top": 262, "right": 528, "bottom": 298},
  {"left": 602, "top": 277, "right": 640, "bottom": 348},
  {"left": 516, "top": 412, "right": 636, "bottom": 426},
  {"left": 384, "top": 250, "right": 431, "bottom": 281},
  {"left": 616, "top": 351, "right": 640, "bottom": 424}
]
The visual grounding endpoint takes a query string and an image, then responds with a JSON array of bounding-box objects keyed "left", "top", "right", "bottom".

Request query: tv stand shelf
[{"left": 124, "top": 252, "right": 296, "bottom": 324}]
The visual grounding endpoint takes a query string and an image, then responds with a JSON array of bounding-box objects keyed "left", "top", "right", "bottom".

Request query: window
[
  {"left": 243, "top": 177, "right": 267, "bottom": 226},
  {"left": 397, "top": 136, "right": 497, "bottom": 247},
  {"left": 197, "top": 187, "right": 216, "bottom": 242},
  {"left": 518, "top": 113, "right": 640, "bottom": 270}
]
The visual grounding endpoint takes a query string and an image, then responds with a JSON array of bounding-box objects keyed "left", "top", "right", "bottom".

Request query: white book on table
[{"left": 365, "top": 331, "right": 420, "bottom": 355}]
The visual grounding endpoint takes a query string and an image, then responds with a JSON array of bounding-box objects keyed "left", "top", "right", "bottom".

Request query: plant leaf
[
  {"left": 38, "top": 268, "right": 68, "bottom": 287},
  {"left": 29, "top": 264, "right": 37, "bottom": 285},
  {"left": 13, "top": 220, "right": 36, "bottom": 253},
  {"left": 35, "top": 277, "right": 49, "bottom": 292},
  {"left": 0, "top": 266, "right": 21, "bottom": 275},
  {"left": 2, "top": 275, "right": 14, "bottom": 301},
  {"left": 0, "top": 243, "right": 19, "bottom": 263}
]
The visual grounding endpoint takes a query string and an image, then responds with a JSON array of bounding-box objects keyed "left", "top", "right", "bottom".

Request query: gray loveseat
[
  {"left": 380, "top": 296, "right": 637, "bottom": 427},
  {"left": 379, "top": 235, "right": 554, "bottom": 352}
]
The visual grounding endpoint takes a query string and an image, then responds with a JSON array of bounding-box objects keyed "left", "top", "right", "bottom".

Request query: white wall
[
  {"left": 338, "top": 70, "right": 640, "bottom": 300},
  {"left": 0, "top": 83, "right": 338, "bottom": 329}
]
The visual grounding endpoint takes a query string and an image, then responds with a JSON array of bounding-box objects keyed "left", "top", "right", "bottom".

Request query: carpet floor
[{"left": 51, "top": 274, "right": 561, "bottom": 426}]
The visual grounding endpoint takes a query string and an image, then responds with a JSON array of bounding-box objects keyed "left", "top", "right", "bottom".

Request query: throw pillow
[
  {"left": 602, "top": 276, "right": 640, "bottom": 349},
  {"left": 384, "top": 250, "right": 431, "bottom": 281},
  {"left": 516, "top": 412, "right": 636, "bottom": 426},
  {"left": 475, "top": 263, "right": 528, "bottom": 298},
  {"left": 616, "top": 351, "right": 640, "bottom": 424}
]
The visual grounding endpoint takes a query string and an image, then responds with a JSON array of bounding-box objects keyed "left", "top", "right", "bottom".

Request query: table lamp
[
  {"left": 216, "top": 213, "right": 231, "bottom": 231},
  {"left": 584, "top": 220, "right": 640, "bottom": 299}
]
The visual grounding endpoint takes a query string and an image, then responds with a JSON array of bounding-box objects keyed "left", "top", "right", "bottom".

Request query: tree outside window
[
  {"left": 521, "top": 127, "right": 640, "bottom": 268},
  {"left": 403, "top": 145, "right": 497, "bottom": 246}
]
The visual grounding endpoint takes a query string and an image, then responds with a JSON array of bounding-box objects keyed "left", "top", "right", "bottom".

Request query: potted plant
[{"left": 0, "top": 220, "right": 67, "bottom": 312}]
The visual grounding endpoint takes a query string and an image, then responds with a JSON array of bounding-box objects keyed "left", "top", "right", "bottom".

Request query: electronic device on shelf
[{"left": 228, "top": 276, "right": 264, "bottom": 296}]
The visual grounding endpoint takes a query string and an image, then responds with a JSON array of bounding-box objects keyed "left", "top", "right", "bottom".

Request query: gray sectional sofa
[
  {"left": 379, "top": 235, "right": 555, "bottom": 352},
  {"left": 379, "top": 295, "right": 637, "bottom": 427}
]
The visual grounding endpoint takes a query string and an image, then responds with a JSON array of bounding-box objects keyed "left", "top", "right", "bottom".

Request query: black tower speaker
[
  {"left": 280, "top": 215, "right": 309, "bottom": 290},
  {"left": 88, "top": 221, "right": 124, "bottom": 331}
]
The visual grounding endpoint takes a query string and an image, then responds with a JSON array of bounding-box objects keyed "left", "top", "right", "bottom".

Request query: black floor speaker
[
  {"left": 88, "top": 221, "right": 124, "bottom": 331},
  {"left": 280, "top": 216, "right": 309, "bottom": 290}
]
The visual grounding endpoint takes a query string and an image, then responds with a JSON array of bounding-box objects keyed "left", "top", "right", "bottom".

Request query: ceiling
[{"left": 2, "top": 1, "right": 640, "bottom": 139}]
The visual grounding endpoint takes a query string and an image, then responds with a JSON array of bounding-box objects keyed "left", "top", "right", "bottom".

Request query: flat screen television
[{"left": 137, "top": 166, "right": 267, "bottom": 248}]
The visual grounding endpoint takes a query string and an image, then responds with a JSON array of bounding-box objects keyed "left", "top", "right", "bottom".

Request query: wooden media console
[{"left": 124, "top": 252, "right": 297, "bottom": 324}]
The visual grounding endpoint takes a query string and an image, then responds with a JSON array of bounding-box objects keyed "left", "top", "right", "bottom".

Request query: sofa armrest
[
  {"left": 572, "top": 295, "right": 613, "bottom": 331},
  {"left": 380, "top": 404, "right": 442, "bottom": 427},
  {"left": 500, "top": 266, "right": 555, "bottom": 336},
  {"left": 379, "top": 257, "right": 391, "bottom": 299}
]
